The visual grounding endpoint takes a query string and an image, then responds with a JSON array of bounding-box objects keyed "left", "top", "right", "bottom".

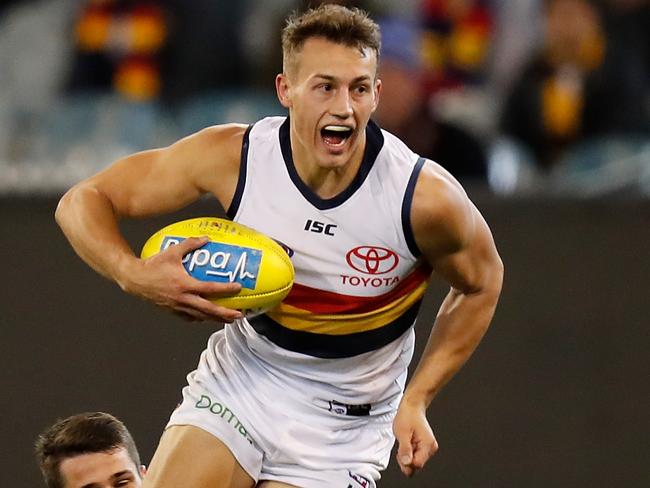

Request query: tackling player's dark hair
[{"left": 35, "top": 412, "right": 141, "bottom": 488}]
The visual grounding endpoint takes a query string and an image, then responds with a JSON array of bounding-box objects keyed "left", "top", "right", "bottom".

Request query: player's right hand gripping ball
[{"left": 141, "top": 217, "right": 294, "bottom": 317}]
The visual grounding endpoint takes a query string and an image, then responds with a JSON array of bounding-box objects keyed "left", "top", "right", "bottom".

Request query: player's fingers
[
  {"left": 167, "top": 236, "right": 209, "bottom": 257},
  {"left": 187, "top": 279, "right": 242, "bottom": 297},
  {"left": 411, "top": 438, "right": 438, "bottom": 470},
  {"left": 173, "top": 306, "right": 211, "bottom": 322},
  {"left": 399, "top": 462, "right": 415, "bottom": 477},
  {"left": 180, "top": 294, "right": 243, "bottom": 322},
  {"left": 395, "top": 433, "right": 414, "bottom": 476}
]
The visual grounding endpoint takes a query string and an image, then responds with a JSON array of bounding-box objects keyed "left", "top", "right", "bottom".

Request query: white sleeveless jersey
[{"left": 221, "top": 116, "right": 431, "bottom": 405}]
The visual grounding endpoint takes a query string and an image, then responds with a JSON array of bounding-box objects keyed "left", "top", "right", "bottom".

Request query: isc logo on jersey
[{"left": 161, "top": 236, "right": 260, "bottom": 289}]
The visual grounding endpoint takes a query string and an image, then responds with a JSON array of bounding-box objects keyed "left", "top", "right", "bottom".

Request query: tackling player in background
[
  {"left": 55, "top": 5, "right": 503, "bottom": 488},
  {"left": 35, "top": 412, "right": 145, "bottom": 488}
]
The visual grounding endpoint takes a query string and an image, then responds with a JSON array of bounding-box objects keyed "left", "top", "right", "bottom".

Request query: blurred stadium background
[{"left": 1, "top": 0, "right": 648, "bottom": 486}]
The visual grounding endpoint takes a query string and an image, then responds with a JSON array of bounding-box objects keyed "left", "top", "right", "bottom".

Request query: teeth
[{"left": 323, "top": 125, "right": 352, "bottom": 132}]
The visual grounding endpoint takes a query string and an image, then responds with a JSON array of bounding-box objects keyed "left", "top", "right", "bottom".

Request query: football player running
[{"left": 56, "top": 5, "right": 503, "bottom": 488}]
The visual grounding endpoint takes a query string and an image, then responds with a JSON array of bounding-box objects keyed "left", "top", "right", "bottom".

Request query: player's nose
[{"left": 329, "top": 88, "right": 353, "bottom": 119}]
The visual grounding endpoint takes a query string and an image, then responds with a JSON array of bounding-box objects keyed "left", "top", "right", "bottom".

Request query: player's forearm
[
  {"left": 55, "top": 184, "right": 139, "bottom": 287},
  {"left": 403, "top": 273, "right": 502, "bottom": 408}
]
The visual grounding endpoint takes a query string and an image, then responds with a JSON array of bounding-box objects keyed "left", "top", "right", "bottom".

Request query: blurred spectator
[
  {"left": 488, "top": 0, "right": 543, "bottom": 100},
  {"left": 500, "top": 0, "right": 649, "bottom": 170},
  {"left": 0, "top": 0, "right": 75, "bottom": 162},
  {"left": 420, "top": 0, "right": 494, "bottom": 95},
  {"left": 591, "top": 0, "right": 648, "bottom": 132},
  {"left": 374, "top": 17, "right": 488, "bottom": 182},
  {"left": 158, "top": 0, "right": 249, "bottom": 105},
  {"left": 66, "top": 0, "right": 167, "bottom": 102},
  {"left": 416, "top": 0, "right": 499, "bottom": 140}
]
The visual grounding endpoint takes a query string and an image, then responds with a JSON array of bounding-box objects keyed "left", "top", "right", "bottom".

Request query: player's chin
[
  {"left": 316, "top": 140, "right": 354, "bottom": 166},
  {"left": 320, "top": 153, "right": 349, "bottom": 168}
]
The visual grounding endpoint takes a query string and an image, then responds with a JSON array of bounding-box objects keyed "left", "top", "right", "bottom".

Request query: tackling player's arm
[
  {"left": 55, "top": 124, "right": 247, "bottom": 322},
  {"left": 393, "top": 161, "right": 504, "bottom": 477}
]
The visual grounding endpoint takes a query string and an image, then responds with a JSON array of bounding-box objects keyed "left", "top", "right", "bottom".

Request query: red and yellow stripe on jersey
[{"left": 249, "top": 264, "right": 430, "bottom": 358}]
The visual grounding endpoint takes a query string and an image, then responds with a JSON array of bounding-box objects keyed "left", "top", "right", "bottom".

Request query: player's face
[
  {"left": 59, "top": 447, "right": 144, "bottom": 488},
  {"left": 276, "top": 37, "right": 381, "bottom": 169}
]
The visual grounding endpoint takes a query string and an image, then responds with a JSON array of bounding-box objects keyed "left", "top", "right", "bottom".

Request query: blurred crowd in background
[{"left": 0, "top": 0, "right": 647, "bottom": 196}]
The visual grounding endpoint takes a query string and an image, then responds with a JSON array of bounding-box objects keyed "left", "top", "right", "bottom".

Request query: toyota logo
[{"left": 346, "top": 246, "right": 399, "bottom": 275}]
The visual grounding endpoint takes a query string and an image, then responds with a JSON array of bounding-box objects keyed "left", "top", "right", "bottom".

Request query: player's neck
[{"left": 291, "top": 133, "right": 367, "bottom": 200}]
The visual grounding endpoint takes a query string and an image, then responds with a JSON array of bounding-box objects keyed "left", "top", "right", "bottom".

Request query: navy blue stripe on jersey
[
  {"left": 248, "top": 300, "right": 421, "bottom": 358},
  {"left": 226, "top": 124, "right": 253, "bottom": 219},
  {"left": 401, "top": 157, "right": 426, "bottom": 257},
  {"left": 279, "top": 117, "right": 385, "bottom": 210}
]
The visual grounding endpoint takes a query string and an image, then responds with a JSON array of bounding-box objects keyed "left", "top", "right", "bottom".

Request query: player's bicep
[
  {"left": 89, "top": 145, "right": 202, "bottom": 218},
  {"left": 85, "top": 124, "right": 245, "bottom": 218},
  {"left": 429, "top": 206, "right": 501, "bottom": 295},
  {"left": 411, "top": 162, "right": 501, "bottom": 294}
]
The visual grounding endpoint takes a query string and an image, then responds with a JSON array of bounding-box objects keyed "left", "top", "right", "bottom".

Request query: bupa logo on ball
[{"left": 162, "top": 236, "right": 261, "bottom": 289}]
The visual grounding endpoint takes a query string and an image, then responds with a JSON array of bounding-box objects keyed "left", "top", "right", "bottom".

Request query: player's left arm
[{"left": 393, "top": 161, "right": 504, "bottom": 477}]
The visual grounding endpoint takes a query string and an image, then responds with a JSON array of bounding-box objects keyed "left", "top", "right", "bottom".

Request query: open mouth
[{"left": 320, "top": 125, "right": 353, "bottom": 147}]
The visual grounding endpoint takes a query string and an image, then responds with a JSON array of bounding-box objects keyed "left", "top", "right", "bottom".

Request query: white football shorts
[{"left": 167, "top": 318, "right": 415, "bottom": 488}]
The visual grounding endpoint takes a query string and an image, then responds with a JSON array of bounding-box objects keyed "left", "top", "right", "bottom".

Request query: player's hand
[
  {"left": 393, "top": 398, "right": 438, "bottom": 477},
  {"left": 121, "top": 236, "right": 243, "bottom": 322}
]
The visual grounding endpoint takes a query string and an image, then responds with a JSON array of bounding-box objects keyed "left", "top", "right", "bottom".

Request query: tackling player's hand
[
  {"left": 393, "top": 398, "right": 438, "bottom": 477},
  {"left": 121, "top": 236, "right": 243, "bottom": 322}
]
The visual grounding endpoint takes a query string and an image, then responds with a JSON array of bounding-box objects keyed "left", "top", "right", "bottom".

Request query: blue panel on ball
[{"left": 161, "top": 236, "right": 261, "bottom": 289}]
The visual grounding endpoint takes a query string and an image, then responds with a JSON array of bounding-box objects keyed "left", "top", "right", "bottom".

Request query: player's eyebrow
[
  {"left": 313, "top": 74, "right": 372, "bottom": 83},
  {"left": 110, "top": 469, "right": 135, "bottom": 481},
  {"left": 80, "top": 470, "right": 134, "bottom": 488}
]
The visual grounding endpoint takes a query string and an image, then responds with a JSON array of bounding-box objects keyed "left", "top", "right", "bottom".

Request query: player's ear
[
  {"left": 276, "top": 73, "right": 292, "bottom": 109},
  {"left": 139, "top": 464, "right": 147, "bottom": 477},
  {"left": 371, "top": 78, "right": 382, "bottom": 112}
]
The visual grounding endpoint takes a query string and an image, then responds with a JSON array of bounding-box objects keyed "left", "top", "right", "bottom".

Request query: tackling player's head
[
  {"left": 277, "top": 4, "right": 382, "bottom": 171},
  {"left": 35, "top": 412, "right": 145, "bottom": 488}
]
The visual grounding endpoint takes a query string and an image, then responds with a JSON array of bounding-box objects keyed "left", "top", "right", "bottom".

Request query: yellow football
[{"left": 140, "top": 217, "right": 294, "bottom": 317}]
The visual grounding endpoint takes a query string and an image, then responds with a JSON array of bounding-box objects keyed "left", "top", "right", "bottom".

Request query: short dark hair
[
  {"left": 35, "top": 412, "right": 142, "bottom": 488},
  {"left": 282, "top": 4, "right": 381, "bottom": 75}
]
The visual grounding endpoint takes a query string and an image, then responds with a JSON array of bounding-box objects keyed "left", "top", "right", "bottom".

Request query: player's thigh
[
  {"left": 256, "top": 482, "right": 301, "bottom": 488},
  {"left": 143, "top": 424, "right": 255, "bottom": 488}
]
